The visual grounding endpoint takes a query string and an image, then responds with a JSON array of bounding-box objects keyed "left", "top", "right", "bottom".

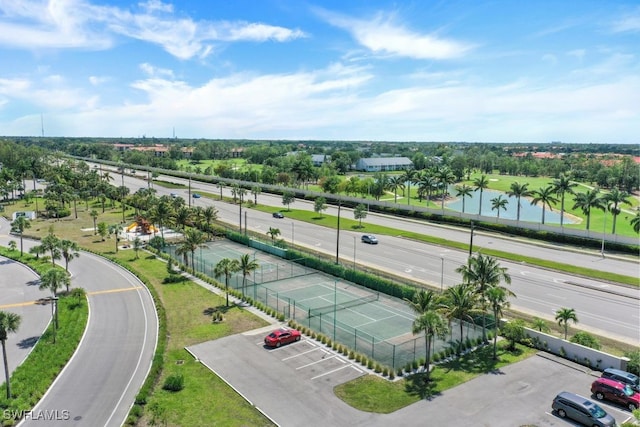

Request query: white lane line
[{"left": 296, "top": 354, "right": 337, "bottom": 370}]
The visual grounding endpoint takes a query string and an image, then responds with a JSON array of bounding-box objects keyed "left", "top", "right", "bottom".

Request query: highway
[
  {"left": 0, "top": 218, "right": 158, "bottom": 427},
  {"left": 131, "top": 171, "right": 638, "bottom": 346}
]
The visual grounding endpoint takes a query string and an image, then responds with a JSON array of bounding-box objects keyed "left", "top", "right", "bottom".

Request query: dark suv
[
  {"left": 552, "top": 391, "right": 617, "bottom": 427},
  {"left": 592, "top": 377, "right": 640, "bottom": 411},
  {"left": 602, "top": 368, "right": 640, "bottom": 392}
]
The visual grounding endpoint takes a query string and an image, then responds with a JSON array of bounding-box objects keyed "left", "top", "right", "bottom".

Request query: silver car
[{"left": 552, "top": 391, "right": 617, "bottom": 426}]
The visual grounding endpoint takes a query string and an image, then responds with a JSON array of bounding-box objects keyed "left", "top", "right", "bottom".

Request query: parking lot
[{"left": 188, "top": 326, "right": 634, "bottom": 427}]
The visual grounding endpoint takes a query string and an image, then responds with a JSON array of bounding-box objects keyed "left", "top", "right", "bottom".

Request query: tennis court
[{"left": 165, "top": 238, "right": 482, "bottom": 369}]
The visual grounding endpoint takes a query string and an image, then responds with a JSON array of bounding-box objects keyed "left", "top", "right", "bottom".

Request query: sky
[{"left": 0, "top": 1, "right": 639, "bottom": 143}]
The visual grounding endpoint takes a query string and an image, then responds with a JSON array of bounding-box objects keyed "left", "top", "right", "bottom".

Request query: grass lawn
[{"left": 335, "top": 342, "right": 537, "bottom": 413}]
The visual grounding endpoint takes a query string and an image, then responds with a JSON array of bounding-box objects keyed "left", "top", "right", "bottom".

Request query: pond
[{"left": 445, "top": 188, "right": 577, "bottom": 224}]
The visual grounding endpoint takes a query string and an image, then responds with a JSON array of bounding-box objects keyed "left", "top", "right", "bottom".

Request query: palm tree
[
  {"left": 631, "top": 211, "right": 640, "bottom": 234},
  {"left": 149, "top": 199, "right": 173, "bottom": 241},
  {"left": 388, "top": 175, "right": 405, "bottom": 203},
  {"left": 10, "top": 216, "right": 31, "bottom": 256},
  {"left": 441, "top": 283, "right": 479, "bottom": 355},
  {"left": 552, "top": 174, "right": 578, "bottom": 227},
  {"left": 183, "top": 228, "right": 207, "bottom": 271},
  {"left": 405, "top": 289, "right": 440, "bottom": 316},
  {"left": 456, "top": 253, "right": 511, "bottom": 342},
  {"left": 0, "top": 311, "right": 21, "bottom": 399},
  {"left": 214, "top": 258, "right": 240, "bottom": 307},
  {"left": 238, "top": 254, "right": 259, "bottom": 300},
  {"left": 411, "top": 310, "right": 448, "bottom": 382},
  {"left": 486, "top": 286, "right": 513, "bottom": 360},
  {"left": 416, "top": 173, "right": 437, "bottom": 204},
  {"left": 490, "top": 195, "right": 508, "bottom": 218},
  {"left": 173, "top": 206, "right": 193, "bottom": 231},
  {"left": 436, "top": 167, "right": 456, "bottom": 210},
  {"left": 602, "top": 188, "right": 631, "bottom": 234},
  {"left": 454, "top": 184, "right": 473, "bottom": 214},
  {"left": 507, "top": 182, "right": 531, "bottom": 221},
  {"left": 531, "top": 317, "right": 550, "bottom": 333},
  {"left": 473, "top": 175, "right": 490, "bottom": 215},
  {"left": 39, "top": 268, "right": 70, "bottom": 297},
  {"left": 90, "top": 209, "right": 99, "bottom": 235},
  {"left": 401, "top": 168, "right": 418, "bottom": 205},
  {"left": 555, "top": 307, "right": 578, "bottom": 340},
  {"left": 530, "top": 186, "right": 559, "bottom": 225},
  {"left": 132, "top": 237, "right": 143, "bottom": 259},
  {"left": 59, "top": 239, "right": 80, "bottom": 276},
  {"left": 41, "top": 232, "right": 61, "bottom": 266},
  {"left": 572, "top": 188, "right": 604, "bottom": 231},
  {"left": 266, "top": 227, "right": 281, "bottom": 242}
]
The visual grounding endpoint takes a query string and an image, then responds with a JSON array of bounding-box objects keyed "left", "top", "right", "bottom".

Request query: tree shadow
[
  {"left": 404, "top": 372, "right": 441, "bottom": 400},
  {"left": 17, "top": 336, "right": 39, "bottom": 349},
  {"left": 203, "top": 306, "right": 231, "bottom": 316}
]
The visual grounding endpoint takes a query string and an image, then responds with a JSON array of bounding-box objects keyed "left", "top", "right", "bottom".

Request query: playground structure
[{"left": 126, "top": 216, "right": 158, "bottom": 235}]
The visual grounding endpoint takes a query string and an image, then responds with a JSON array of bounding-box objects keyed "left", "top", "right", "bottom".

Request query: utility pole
[
  {"left": 335, "top": 200, "right": 341, "bottom": 264},
  {"left": 469, "top": 221, "right": 475, "bottom": 259}
]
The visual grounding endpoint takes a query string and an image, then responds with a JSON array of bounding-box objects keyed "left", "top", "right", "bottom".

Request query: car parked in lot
[
  {"left": 592, "top": 377, "right": 640, "bottom": 411},
  {"left": 272, "top": 212, "right": 284, "bottom": 218},
  {"left": 552, "top": 391, "right": 617, "bottom": 427},
  {"left": 264, "top": 328, "right": 301, "bottom": 348},
  {"left": 602, "top": 368, "right": 640, "bottom": 392},
  {"left": 361, "top": 234, "right": 378, "bottom": 244}
]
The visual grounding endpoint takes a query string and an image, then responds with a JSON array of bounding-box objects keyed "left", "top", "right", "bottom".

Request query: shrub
[
  {"left": 432, "top": 352, "right": 441, "bottom": 363},
  {"left": 367, "top": 359, "right": 374, "bottom": 369},
  {"left": 374, "top": 363, "right": 382, "bottom": 373},
  {"left": 397, "top": 367, "right": 404, "bottom": 376},
  {"left": 162, "top": 374, "right": 184, "bottom": 392},
  {"left": 570, "top": 331, "right": 601, "bottom": 350},
  {"left": 625, "top": 349, "right": 640, "bottom": 376},
  {"left": 412, "top": 359, "right": 419, "bottom": 370},
  {"left": 349, "top": 351, "right": 355, "bottom": 360}
]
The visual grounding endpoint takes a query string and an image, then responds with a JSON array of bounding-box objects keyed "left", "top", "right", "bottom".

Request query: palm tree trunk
[{"left": 2, "top": 341, "right": 11, "bottom": 399}]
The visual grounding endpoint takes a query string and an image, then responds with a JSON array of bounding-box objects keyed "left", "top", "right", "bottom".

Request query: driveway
[{"left": 189, "top": 330, "right": 634, "bottom": 427}]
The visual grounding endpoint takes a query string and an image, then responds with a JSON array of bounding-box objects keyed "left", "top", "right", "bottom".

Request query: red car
[
  {"left": 591, "top": 377, "right": 640, "bottom": 411},
  {"left": 264, "top": 328, "right": 301, "bottom": 348}
]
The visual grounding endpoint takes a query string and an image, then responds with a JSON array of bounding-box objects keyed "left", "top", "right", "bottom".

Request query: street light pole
[
  {"left": 440, "top": 257, "right": 445, "bottom": 291},
  {"left": 291, "top": 222, "right": 294, "bottom": 245},
  {"left": 468, "top": 221, "right": 475, "bottom": 259},
  {"left": 335, "top": 201, "right": 341, "bottom": 264},
  {"left": 601, "top": 209, "right": 607, "bottom": 258},
  {"left": 353, "top": 235, "right": 356, "bottom": 270}
]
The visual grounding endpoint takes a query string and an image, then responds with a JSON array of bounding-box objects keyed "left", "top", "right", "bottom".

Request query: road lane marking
[
  {"left": 88, "top": 286, "right": 143, "bottom": 295},
  {"left": 0, "top": 301, "right": 38, "bottom": 309}
]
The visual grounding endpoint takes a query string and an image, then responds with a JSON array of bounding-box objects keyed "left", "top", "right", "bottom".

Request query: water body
[{"left": 445, "top": 188, "right": 576, "bottom": 224}]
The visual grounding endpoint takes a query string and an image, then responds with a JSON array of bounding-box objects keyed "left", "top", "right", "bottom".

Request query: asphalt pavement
[{"left": 0, "top": 218, "right": 158, "bottom": 427}]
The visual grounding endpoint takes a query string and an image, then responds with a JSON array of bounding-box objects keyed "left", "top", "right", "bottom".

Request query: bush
[
  {"left": 625, "top": 349, "right": 640, "bottom": 376},
  {"left": 162, "top": 374, "right": 184, "bottom": 392},
  {"left": 570, "top": 331, "right": 601, "bottom": 350}
]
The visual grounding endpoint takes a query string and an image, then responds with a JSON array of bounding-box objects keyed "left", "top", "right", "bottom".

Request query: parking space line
[
  {"left": 296, "top": 354, "right": 337, "bottom": 369},
  {"left": 282, "top": 346, "right": 323, "bottom": 361},
  {"left": 311, "top": 364, "right": 357, "bottom": 380}
]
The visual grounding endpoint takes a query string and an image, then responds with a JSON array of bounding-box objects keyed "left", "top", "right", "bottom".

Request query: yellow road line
[{"left": 0, "top": 287, "right": 142, "bottom": 309}]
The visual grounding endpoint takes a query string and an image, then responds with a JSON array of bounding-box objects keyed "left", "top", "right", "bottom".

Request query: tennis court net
[{"left": 307, "top": 293, "right": 379, "bottom": 318}]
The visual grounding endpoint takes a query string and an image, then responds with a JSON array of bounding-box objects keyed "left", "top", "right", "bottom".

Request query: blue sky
[{"left": 0, "top": 0, "right": 638, "bottom": 143}]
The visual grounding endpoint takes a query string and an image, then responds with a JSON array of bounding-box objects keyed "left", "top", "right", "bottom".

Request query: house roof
[{"left": 359, "top": 157, "right": 413, "bottom": 166}]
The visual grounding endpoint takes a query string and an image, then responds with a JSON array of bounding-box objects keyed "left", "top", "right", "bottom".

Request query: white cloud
[
  {"left": 319, "top": 9, "right": 472, "bottom": 60},
  {"left": 0, "top": 0, "right": 305, "bottom": 59},
  {"left": 89, "top": 75, "right": 109, "bottom": 85},
  {"left": 611, "top": 8, "right": 640, "bottom": 33}
]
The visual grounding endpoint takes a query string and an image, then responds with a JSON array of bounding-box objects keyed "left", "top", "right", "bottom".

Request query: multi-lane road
[{"left": 123, "top": 170, "right": 639, "bottom": 345}]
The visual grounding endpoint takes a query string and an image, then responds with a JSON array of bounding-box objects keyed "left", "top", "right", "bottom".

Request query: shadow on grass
[
  {"left": 404, "top": 372, "right": 441, "bottom": 400},
  {"left": 441, "top": 344, "right": 524, "bottom": 376},
  {"left": 202, "top": 306, "right": 231, "bottom": 316}
]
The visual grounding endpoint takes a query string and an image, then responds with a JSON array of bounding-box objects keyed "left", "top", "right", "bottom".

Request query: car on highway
[
  {"left": 361, "top": 234, "right": 378, "bottom": 244},
  {"left": 272, "top": 212, "right": 284, "bottom": 219},
  {"left": 170, "top": 192, "right": 178, "bottom": 198},
  {"left": 192, "top": 193, "right": 201, "bottom": 198},
  {"left": 551, "top": 391, "right": 617, "bottom": 427},
  {"left": 591, "top": 377, "right": 640, "bottom": 411},
  {"left": 264, "top": 327, "right": 301, "bottom": 348},
  {"left": 602, "top": 368, "right": 640, "bottom": 392}
]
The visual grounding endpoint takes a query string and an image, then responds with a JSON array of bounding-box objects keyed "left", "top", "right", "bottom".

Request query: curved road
[{"left": 0, "top": 218, "right": 158, "bottom": 427}]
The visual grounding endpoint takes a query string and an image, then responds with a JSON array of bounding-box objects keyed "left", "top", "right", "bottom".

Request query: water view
[{"left": 445, "top": 188, "right": 577, "bottom": 224}]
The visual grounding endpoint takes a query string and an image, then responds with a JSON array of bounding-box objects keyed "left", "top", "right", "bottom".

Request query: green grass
[
  {"left": 110, "top": 252, "right": 274, "bottom": 427},
  {"left": 0, "top": 290, "right": 88, "bottom": 422},
  {"left": 255, "top": 206, "right": 639, "bottom": 287},
  {"left": 335, "top": 342, "right": 537, "bottom": 413}
]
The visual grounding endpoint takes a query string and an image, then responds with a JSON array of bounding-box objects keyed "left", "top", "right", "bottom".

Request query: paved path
[{"left": 0, "top": 218, "right": 158, "bottom": 427}]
